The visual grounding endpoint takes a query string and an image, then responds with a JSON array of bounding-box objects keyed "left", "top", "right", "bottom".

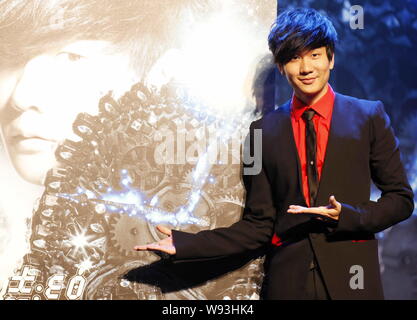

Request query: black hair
[
  {"left": 268, "top": 8, "right": 338, "bottom": 66},
  {"left": 0, "top": 0, "right": 215, "bottom": 78}
]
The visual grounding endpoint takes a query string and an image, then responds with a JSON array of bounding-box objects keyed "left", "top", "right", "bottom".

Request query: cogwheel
[
  {"left": 211, "top": 194, "right": 245, "bottom": 228},
  {"left": 214, "top": 194, "right": 244, "bottom": 207},
  {"left": 109, "top": 214, "right": 155, "bottom": 257},
  {"left": 182, "top": 168, "right": 195, "bottom": 184},
  {"left": 83, "top": 262, "right": 164, "bottom": 300},
  {"left": 148, "top": 183, "right": 216, "bottom": 238},
  {"left": 119, "top": 144, "right": 167, "bottom": 193}
]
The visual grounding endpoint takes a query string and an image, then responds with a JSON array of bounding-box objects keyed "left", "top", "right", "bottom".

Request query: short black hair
[
  {"left": 0, "top": 0, "right": 215, "bottom": 78},
  {"left": 268, "top": 8, "right": 338, "bottom": 66}
]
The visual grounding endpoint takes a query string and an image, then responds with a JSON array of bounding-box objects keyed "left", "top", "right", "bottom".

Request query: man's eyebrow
[{"left": 59, "top": 40, "right": 111, "bottom": 55}]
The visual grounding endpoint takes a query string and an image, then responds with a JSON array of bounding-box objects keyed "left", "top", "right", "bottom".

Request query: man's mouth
[
  {"left": 10, "top": 134, "right": 57, "bottom": 154},
  {"left": 299, "top": 77, "right": 316, "bottom": 85}
]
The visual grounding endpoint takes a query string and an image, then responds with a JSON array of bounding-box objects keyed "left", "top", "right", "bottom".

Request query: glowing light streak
[
  {"left": 56, "top": 85, "right": 256, "bottom": 228},
  {"left": 68, "top": 223, "right": 95, "bottom": 259},
  {"left": 76, "top": 258, "right": 94, "bottom": 274},
  {"left": 55, "top": 170, "right": 208, "bottom": 226}
]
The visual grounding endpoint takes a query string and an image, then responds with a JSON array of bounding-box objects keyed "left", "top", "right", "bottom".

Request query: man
[
  {"left": 0, "top": 0, "right": 214, "bottom": 185},
  {"left": 1, "top": 0, "right": 278, "bottom": 300},
  {"left": 135, "top": 8, "right": 414, "bottom": 299},
  {"left": 0, "top": 0, "right": 222, "bottom": 298}
]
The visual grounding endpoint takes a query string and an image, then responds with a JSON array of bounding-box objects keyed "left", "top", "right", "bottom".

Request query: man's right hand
[{"left": 133, "top": 225, "right": 176, "bottom": 255}]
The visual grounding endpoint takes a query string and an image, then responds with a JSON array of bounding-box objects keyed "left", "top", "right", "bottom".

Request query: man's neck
[{"left": 295, "top": 84, "right": 329, "bottom": 106}]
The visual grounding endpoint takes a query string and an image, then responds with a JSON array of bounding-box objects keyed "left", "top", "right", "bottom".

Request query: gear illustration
[
  {"left": 83, "top": 262, "right": 164, "bottom": 300},
  {"left": 147, "top": 183, "right": 216, "bottom": 241},
  {"left": 8, "top": 81, "right": 264, "bottom": 300},
  {"left": 108, "top": 214, "right": 155, "bottom": 258}
]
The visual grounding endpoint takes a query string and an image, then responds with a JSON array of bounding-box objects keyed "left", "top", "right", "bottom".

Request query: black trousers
[{"left": 305, "top": 260, "right": 330, "bottom": 300}]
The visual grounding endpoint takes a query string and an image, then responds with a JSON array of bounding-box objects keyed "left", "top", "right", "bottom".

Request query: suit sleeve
[
  {"left": 334, "top": 101, "right": 414, "bottom": 234},
  {"left": 172, "top": 120, "right": 277, "bottom": 262}
]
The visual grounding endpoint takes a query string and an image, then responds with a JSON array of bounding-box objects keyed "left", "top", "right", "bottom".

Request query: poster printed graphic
[{"left": 0, "top": 0, "right": 277, "bottom": 299}]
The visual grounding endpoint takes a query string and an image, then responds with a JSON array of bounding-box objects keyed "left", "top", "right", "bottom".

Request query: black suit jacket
[{"left": 172, "top": 93, "right": 414, "bottom": 299}]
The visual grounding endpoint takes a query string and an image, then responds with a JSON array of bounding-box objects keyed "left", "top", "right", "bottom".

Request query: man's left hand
[{"left": 287, "top": 195, "right": 341, "bottom": 221}]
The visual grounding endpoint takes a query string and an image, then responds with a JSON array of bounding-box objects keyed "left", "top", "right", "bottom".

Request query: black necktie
[{"left": 302, "top": 109, "right": 318, "bottom": 207}]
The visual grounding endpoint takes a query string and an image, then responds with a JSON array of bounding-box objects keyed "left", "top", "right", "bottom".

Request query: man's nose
[
  {"left": 299, "top": 57, "right": 314, "bottom": 75},
  {"left": 11, "top": 55, "right": 55, "bottom": 113}
]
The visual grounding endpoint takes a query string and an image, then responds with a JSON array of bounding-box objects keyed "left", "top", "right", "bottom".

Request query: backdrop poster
[{"left": 0, "top": 0, "right": 277, "bottom": 299}]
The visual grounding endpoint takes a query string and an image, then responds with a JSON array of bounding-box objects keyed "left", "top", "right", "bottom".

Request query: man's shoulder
[
  {"left": 251, "top": 100, "right": 291, "bottom": 128},
  {"left": 250, "top": 92, "right": 385, "bottom": 129},
  {"left": 334, "top": 92, "right": 383, "bottom": 116}
]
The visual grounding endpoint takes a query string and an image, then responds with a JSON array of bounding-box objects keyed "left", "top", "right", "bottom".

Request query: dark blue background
[{"left": 272, "top": 0, "right": 417, "bottom": 299}]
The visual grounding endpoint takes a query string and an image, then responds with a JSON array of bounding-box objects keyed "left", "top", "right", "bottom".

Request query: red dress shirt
[
  {"left": 271, "top": 85, "right": 335, "bottom": 247},
  {"left": 290, "top": 85, "right": 335, "bottom": 207}
]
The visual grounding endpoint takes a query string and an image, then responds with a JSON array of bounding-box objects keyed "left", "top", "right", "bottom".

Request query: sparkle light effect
[
  {"left": 56, "top": 94, "right": 255, "bottom": 228},
  {"left": 55, "top": 169, "right": 208, "bottom": 227},
  {"left": 170, "top": 2, "right": 267, "bottom": 117},
  {"left": 75, "top": 258, "right": 94, "bottom": 274},
  {"left": 67, "top": 222, "right": 95, "bottom": 258}
]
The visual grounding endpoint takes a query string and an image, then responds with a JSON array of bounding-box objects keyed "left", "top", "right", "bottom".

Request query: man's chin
[
  {"left": 296, "top": 84, "right": 328, "bottom": 102},
  {"left": 299, "top": 86, "right": 322, "bottom": 97},
  {"left": 12, "top": 154, "right": 57, "bottom": 185}
]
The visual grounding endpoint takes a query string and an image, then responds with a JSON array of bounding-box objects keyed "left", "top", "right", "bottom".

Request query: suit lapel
[
  {"left": 278, "top": 101, "right": 306, "bottom": 206},
  {"left": 274, "top": 94, "right": 346, "bottom": 207},
  {"left": 316, "top": 93, "right": 345, "bottom": 205}
]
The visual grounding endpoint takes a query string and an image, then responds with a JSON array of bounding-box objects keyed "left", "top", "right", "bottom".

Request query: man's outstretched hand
[
  {"left": 287, "top": 195, "right": 342, "bottom": 221},
  {"left": 133, "top": 225, "right": 176, "bottom": 255}
]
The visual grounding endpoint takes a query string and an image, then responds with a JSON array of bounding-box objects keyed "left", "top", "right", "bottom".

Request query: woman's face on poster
[{"left": 0, "top": 40, "right": 139, "bottom": 185}]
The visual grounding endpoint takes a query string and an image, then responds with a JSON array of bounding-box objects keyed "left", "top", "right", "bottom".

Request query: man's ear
[{"left": 329, "top": 53, "right": 335, "bottom": 70}]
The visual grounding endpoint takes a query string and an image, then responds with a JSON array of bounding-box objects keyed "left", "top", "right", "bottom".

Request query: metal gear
[
  {"left": 9, "top": 81, "right": 264, "bottom": 301},
  {"left": 148, "top": 183, "right": 216, "bottom": 241},
  {"left": 108, "top": 214, "right": 155, "bottom": 258}
]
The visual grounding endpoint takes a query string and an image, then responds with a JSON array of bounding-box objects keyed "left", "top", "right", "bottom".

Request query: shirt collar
[{"left": 291, "top": 84, "right": 335, "bottom": 121}]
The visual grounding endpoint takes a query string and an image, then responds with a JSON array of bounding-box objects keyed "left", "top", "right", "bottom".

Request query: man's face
[
  {"left": 279, "top": 46, "right": 334, "bottom": 104},
  {"left": 0, "top": 40, "right": 138, "bottom": 185}
]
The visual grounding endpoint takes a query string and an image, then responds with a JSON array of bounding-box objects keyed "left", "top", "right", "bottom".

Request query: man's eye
[
  {"left": 312, "top": 53, "right": 320, "bottom": 58},
  {"left": 291, "top": 55, "right": 300, "bottom": 60},
  {"left": 57, "top": 52, "right": 85, "bottom": 62}
]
